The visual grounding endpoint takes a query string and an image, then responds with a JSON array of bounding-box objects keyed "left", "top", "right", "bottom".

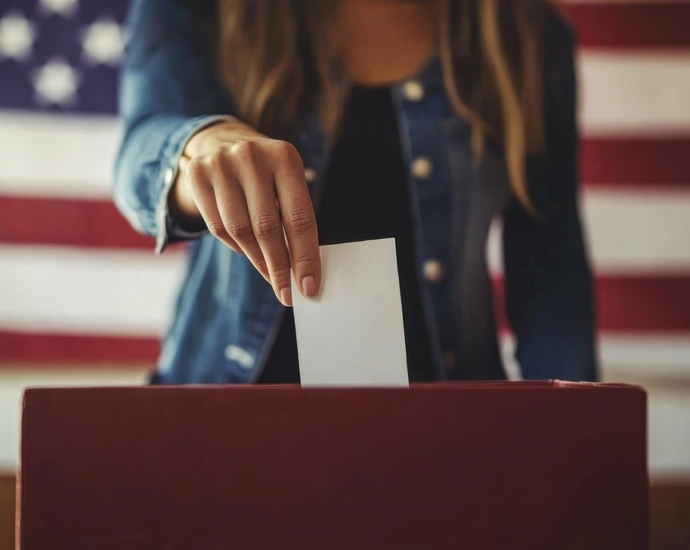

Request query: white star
[
  {"left": 37, "top": 0, "right": 79, "bottom": 18},
  {"left": 32, "top": 58, "right": 81, "bottom": 106},
  {"left": 81, "top": 19, "right": 124, "bottom": 66},
  {"left": 0, "top": 12, "right": 37, "bottom": 61}
]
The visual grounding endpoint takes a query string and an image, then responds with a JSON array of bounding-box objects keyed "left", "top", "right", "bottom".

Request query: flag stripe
[
  {"left": 0, "top": 112, "right": 119, "bottom": 198},
  {"left": 0, "top": 331, "right": 159, "bottom": 365},
  {"left": 597, "top": 276, "right": 690, "bottom": 333},
  {"left": 0, "top": 195, "right": 151, "bottom": 249},
  {"left": 3, "top": 331, "right": 690, "bottom": 375},
  {"left": 580, "top": 189, "right": 690, "bottom": 274},
  {"left": 499, "top": 333, "right": 690, "bottom": 380},
  {"left": 492, "top": 276, "right": 690, "bottom": 333},
  {"left": 589, "top": 334, "right": 690, "bottom": 377},
  {"left": 0, "top": 245, "right": 184, "bottom": 336},
  {"left": 1, "top": 244, "right": 689, "bottom": 340},
  {"left": 581, "top": 138, "right": 690, "bottom": 186},
  {"left": 579, "top": 52, "right": 690, "bottom": 135},
  {"left": 2, "top": 136, "right": 689, "bottom": 214},
  {"left": 5, "top": 190, "right": 690, "bottom": 271},
  {"left": 562, "top": 2, "right": 690, "bottom": 50},
  {"left": 485, "top": 188, "right": 690, "bottom": 275},
  {"left": 4, "top": 330, "right": 690, "bottom": 368}
]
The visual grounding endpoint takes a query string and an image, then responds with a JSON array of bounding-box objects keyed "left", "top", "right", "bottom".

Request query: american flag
[{"left": 1, "top": 0, "right": 689, "bottom": 380}]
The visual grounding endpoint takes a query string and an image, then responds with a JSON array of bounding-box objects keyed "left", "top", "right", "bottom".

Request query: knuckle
[
  {"left": 268, "top": 264, "right": 291, "bottom": 284},
  {"left": 271, "top": 140, "right": 301, "bottom": 165},
  {"left": 230, "top": 140, "right": 259, "bottom": 164},
  {"left": 207, "top": 221, "right": 226, "bottom": 239},
  {"left": 293, "top": 250, "right": 319, "bottom": 268},
  {"left": 185, "top": 157, "right": 205, "bottom": 182},
  {"left": 252, "top": 214, "right": 282, "bottom": 239},
  {"left": 285, "top": 207, "right": 315, "bottom": 233},
  {"left": 225, "top": 219, "right": 253, "bottom": 241},
  {"left": 208, "top": 148, "right": 230, "bottom": 173}
]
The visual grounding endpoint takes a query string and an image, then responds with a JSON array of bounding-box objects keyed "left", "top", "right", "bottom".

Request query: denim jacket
[{"left": 114, "top": 0, "right": 596, "bottom": 384}]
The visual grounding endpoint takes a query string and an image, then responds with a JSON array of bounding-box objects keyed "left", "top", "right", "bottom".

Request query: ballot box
[{"left": 17, "top": 382, "right": 648, "bottom": 549}]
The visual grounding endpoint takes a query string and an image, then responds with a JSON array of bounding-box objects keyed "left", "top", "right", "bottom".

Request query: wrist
[
  {"left": 184, "top": 118, "right": 264, "bottom": 158},
  {"left": 169, "top": 162, "right": 203, "bottom": 229}
]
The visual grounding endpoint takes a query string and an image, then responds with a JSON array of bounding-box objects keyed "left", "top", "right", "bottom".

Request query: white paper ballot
[{"left": 292, "top": 238, "right": 409, "bottom": 387}]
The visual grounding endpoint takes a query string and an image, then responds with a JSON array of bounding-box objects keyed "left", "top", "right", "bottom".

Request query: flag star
[
  {"left": 81, "top": 19, "right": 124, "bottom": 66},
  {"left": 0, "top": 12, "right": 37, "bottom": 61},
  {"left": 32, "top": 58, "right": 81, "bottom": 106},
  {"left": 37, "top": 0, "right": 79, "bottom": 18}
]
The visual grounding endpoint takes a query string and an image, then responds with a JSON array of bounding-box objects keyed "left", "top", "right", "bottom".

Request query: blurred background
[{"left": 0, "top": 0, "right": 689, "bottom": 548}]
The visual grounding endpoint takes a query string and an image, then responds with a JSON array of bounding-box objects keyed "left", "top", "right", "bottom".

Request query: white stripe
[
  {"left": 579, "top": 52, "right": 690, "bottom": 136},
  {"left": 0, "top": 245, "right": 185, "bottom": 336},
  {"left": 487, "top": 188, "right": 690, "bottom": 275},
  {"left": 0, "top": 111, "right": 120, "bottom": 199},
  {"left": 1, "top": 54, "right": 690, "bottom": 198},
  {"left": 500, "top": 334, "right": 690, "bottom": 380},
  {"left": 599, "top": 335, "right": 690, "bottom": 379},
  {"left": 582, "top": 188, "right": 690, "bottom": 274}
]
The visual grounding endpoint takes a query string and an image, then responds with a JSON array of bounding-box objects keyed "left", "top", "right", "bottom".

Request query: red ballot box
[{"left": 18, "top": 381, "right": 648, "bottom": 549}]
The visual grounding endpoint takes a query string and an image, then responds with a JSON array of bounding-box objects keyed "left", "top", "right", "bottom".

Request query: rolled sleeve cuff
[{"left": 154, "top": 114, "right": 235, "bottom": 254}]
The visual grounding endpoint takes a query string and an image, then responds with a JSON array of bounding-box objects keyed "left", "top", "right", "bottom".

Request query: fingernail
[
  {"left": 280, "top": 287, "right": 292, "bottom": 307},
  {"left": 302, "top": 276, "right": 318, "bottom": 298}
]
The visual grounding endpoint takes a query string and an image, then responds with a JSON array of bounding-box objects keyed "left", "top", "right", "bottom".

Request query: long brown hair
[{"left": 217, "top": 0, "right": 554, "bottom": 211}]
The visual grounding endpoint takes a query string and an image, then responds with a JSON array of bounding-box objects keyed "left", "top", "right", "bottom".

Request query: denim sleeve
[
  {"left": 113, "top": 0, "right": 236, "bottom": 253},
  {"left": 502, "top": 15, "right": 597, "bottom": 381}
]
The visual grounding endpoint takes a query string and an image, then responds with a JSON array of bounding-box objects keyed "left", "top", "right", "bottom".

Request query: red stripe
[
  {"left": 562, "top": 2, "right": 690, "bottom": 50},
  {"left": 0, "top": 195, "right": 153, "bottom": 249},
  {"left": 0, "top": 331, "right": 159, "bottom": 365},
  {"left": 581, "top": 138, "right": 690, "bottom": 187},
  {"left": 3, "top": 134, "right": 689, "bottom": 250},
  {"left": 494, "top": 275, "right": 690, "bottom": 333},
  {"left": 596, "top": 276, "right": 690, "bottom": 333}
]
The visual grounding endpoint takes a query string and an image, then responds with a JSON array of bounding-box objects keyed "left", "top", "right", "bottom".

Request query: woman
[{"left": 114, "top": 0, "right": 596, "bottom": 384}]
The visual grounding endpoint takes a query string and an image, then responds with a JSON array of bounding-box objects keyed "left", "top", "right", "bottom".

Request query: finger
[
  {"left": 212, "top": 174, "right": 271, "bottom": 283},
  {"left": 272, "top": 143, "right": 321, "bottom": 298},
  {"left": 185, "top": 159, "right": 241, "bottom": 254},
  {"left": 244, "top": 189, "right": 293, "bottom": 306},
  {"left": 232, "top": 144, "right": 293, "bottom": 306}
]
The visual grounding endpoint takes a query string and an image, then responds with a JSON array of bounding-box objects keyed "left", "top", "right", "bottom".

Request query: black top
[{"left": 259, "top": 85, "right": 436, "bottom": 383}]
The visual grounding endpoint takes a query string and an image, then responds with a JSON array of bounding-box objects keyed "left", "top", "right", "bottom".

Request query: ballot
[{"left": 291, "top": 238, "right": 409, "bottom": 387}]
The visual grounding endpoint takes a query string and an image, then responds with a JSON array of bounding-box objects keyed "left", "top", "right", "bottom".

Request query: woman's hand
[{"left": 170, "top": 119, "right": 320, "bottom": 307}]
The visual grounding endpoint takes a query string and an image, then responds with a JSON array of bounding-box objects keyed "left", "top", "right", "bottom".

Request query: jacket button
[
  {"left": 304, "top": 167, "right": 317, "bottom": 183},
  {"left": 423, "top": 259, "right": 445, "bottom": 283},
  {"left": 402, "top": 80, "right": 424, "bottom": 101},
  {"left": 411, "top": 157, "right": 433, "bottom": 179}
]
